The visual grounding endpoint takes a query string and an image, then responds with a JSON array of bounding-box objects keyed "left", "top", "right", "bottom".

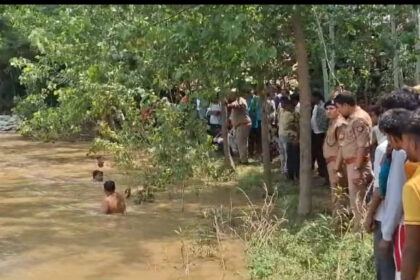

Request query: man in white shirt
[
  {"left": 368, "top": 104, "right": 388, "bottom": 163},
  {"left": 311, "top": 91, "right": 328, "bottom": 181},
  {"left": 372, "top": 125, "right": 388, "bottom": 146},
  {"left": 206, "top": 102, "right": 222, "bottom": 137},
  {"left": 196, "top": 98, "right": 208, "bottom": 121}
]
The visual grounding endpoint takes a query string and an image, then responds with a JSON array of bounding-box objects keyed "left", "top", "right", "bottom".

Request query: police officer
[
  {"left": 227, "top": 90, "right": 252, "bottom": 164},
  {"left": 334, "top": 91, "right": 373, "bottom": 231},
  {"left": 323, "top": 100, "right": 347, "bottom": 211}
]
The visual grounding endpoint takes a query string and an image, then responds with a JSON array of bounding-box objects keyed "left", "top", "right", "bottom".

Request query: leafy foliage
[{"left": 2, "top": 4, "right": 419, "bottom": 190}]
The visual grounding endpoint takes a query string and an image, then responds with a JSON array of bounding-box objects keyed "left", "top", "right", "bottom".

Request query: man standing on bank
[
  {"left": 323, "top": 100, "right": 347, "bottom": 212},
  {"left": 334, "top": 91, "right": 373, "bottom": 231},
  {"left": 227, "top": 91, "right": 252, "bottom": 164},
  {"left": 311, "top": 91, "right": 329, "bottom": 183}
]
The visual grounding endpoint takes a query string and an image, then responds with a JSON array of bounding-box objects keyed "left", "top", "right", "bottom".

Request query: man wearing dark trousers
[{"left": 311, "top": 91, "right": 329, "bottom": 183}]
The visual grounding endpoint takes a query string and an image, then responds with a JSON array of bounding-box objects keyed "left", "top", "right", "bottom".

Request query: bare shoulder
[
  {"left": 115, "top": 192, "right": 125, "bottom": 201},
  {"left": 101, "top": 198, "right": 110, "bottom": 214}
]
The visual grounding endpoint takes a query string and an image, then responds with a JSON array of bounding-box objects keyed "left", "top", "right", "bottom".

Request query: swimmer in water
[
  {"left": 92, "top": 170, "right": 103, "bottom": 182},
  {"left": 97, "top": 156, "right": 105, "bottom": 168},
  {"left": 101, "top": 180, "right": 126, "bottom": 215}
]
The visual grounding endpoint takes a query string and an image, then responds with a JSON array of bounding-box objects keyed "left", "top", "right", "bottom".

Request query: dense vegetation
[
  {"left": 1, "top": 4, "right": 418, "bottom": 191},
  {"left": 1, "top": 5, "right": 419, "bottom": 279},
  {"left": 2, "top": 6, "right": 419, "bottom": 124}
]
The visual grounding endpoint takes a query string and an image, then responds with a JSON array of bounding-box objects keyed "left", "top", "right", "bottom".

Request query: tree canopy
[{"left": 1, "top": 4, "right": 419, "bottom": 213}]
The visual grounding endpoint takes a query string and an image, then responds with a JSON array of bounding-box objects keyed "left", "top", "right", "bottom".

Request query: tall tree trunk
[
  {"left": 259, "top": 84, "right": 273, "bottom": 194},
  {"left": 329, "top": 17, "right": 335, "bottom": 92},
  {"left": 363, "top": 77, "right": 370, "bottom": 106},
  {"left": 391, "top": 10, "right": 401, "bottom": 90},
  {"left": 415, "top": 5, "right": 420, "bottom": 84},
  {"left": 314, "top": 11, "right": 329, "bottom": 101},
  {"left": 292, "top": 7, "right": 312, "bottom": 215},
  {"left": 313, "top": 6, "right": 332, "bottom": 101},
  {"left": 221, "top": 97, "right": 235, "bottom": 171},
  {"left": 321, "top": 58, "right": 329, "bottom": 100}
]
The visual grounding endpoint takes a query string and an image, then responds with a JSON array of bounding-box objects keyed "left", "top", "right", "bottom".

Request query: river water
[{"left": 0, "top": 132, "right": 246, "bottom": 280}]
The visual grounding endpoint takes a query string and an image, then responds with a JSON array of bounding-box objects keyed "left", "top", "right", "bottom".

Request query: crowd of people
[
  {"left": 360, "top": 88, "right": 420, "bottom": 280},
  {"left": 203, "top": 85, "right": 330, "bottom": 184},
  {"left": 196, "top": 84, "right": 420, "bottom": 280}
]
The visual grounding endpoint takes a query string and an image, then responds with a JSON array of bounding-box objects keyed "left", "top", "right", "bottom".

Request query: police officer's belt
[
  {"left": 343, "top": 157, "right": 370, "bottom": 165},
  {"left": 326, "top": 156, "right": 336, "bottom": 164}
]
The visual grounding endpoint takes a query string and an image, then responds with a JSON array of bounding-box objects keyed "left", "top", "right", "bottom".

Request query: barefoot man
[{"left": 101, "top": 180, "right": 126, "bottom": 215}]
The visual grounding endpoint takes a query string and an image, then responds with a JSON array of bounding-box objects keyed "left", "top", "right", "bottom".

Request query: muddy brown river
[{"left": 0, "top": 133, "right": 247, "bottom": 280}]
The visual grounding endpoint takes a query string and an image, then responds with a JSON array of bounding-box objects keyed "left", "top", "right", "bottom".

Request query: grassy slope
[{"left": 234, "top": 164, "right": 375, "bottom": 280}]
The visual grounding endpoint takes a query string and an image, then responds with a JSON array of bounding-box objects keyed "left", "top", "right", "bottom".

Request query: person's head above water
[
  {"left": 92, "top": 170, "right": 103, "bottom": 182},
  {"left": 104, "top": 180, "right": 116, "bottom": 195},
  {"left": 96, "top": 155, "right": 105, "bottom": 167}
]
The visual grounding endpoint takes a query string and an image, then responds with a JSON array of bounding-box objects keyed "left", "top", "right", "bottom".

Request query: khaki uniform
[
  {"left": 282, "top": 110, "right": 299, "bottom": 142},
  {"left": 323, "top": 115, "right": 347, "bottom": 210},
  {"left": 230, "top": 97, "right": 252, "bottom": 163},
  {"left": 338, "top": 106, "right": 373, "bottom": 229}
]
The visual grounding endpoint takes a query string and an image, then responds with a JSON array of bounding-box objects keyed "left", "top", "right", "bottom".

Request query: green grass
[
  {"left": 235, "top": 166, "right": 375, "bottom": 280},
  {"left": 247, "top": 216, "right": 374, "bottom": 280}
]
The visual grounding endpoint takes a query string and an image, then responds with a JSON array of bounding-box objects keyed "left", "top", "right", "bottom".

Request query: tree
[
  {"left": 415, "top": 5, "right": 420, "bottom": 84},
  {"left": 292, "top": 6, "right": 312, "bottom": 215},
  {"left": 328, "top": 11, "right": 336, "bottom": 93},
  {"left": 312, "top": 6, "right": 331, "bottom": 100},
  {"left": 0, "top": 16, "right": 34, "bottom": 113},
  {"left": 391, "top": 7, "right": 402, "bottom": 89}
]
